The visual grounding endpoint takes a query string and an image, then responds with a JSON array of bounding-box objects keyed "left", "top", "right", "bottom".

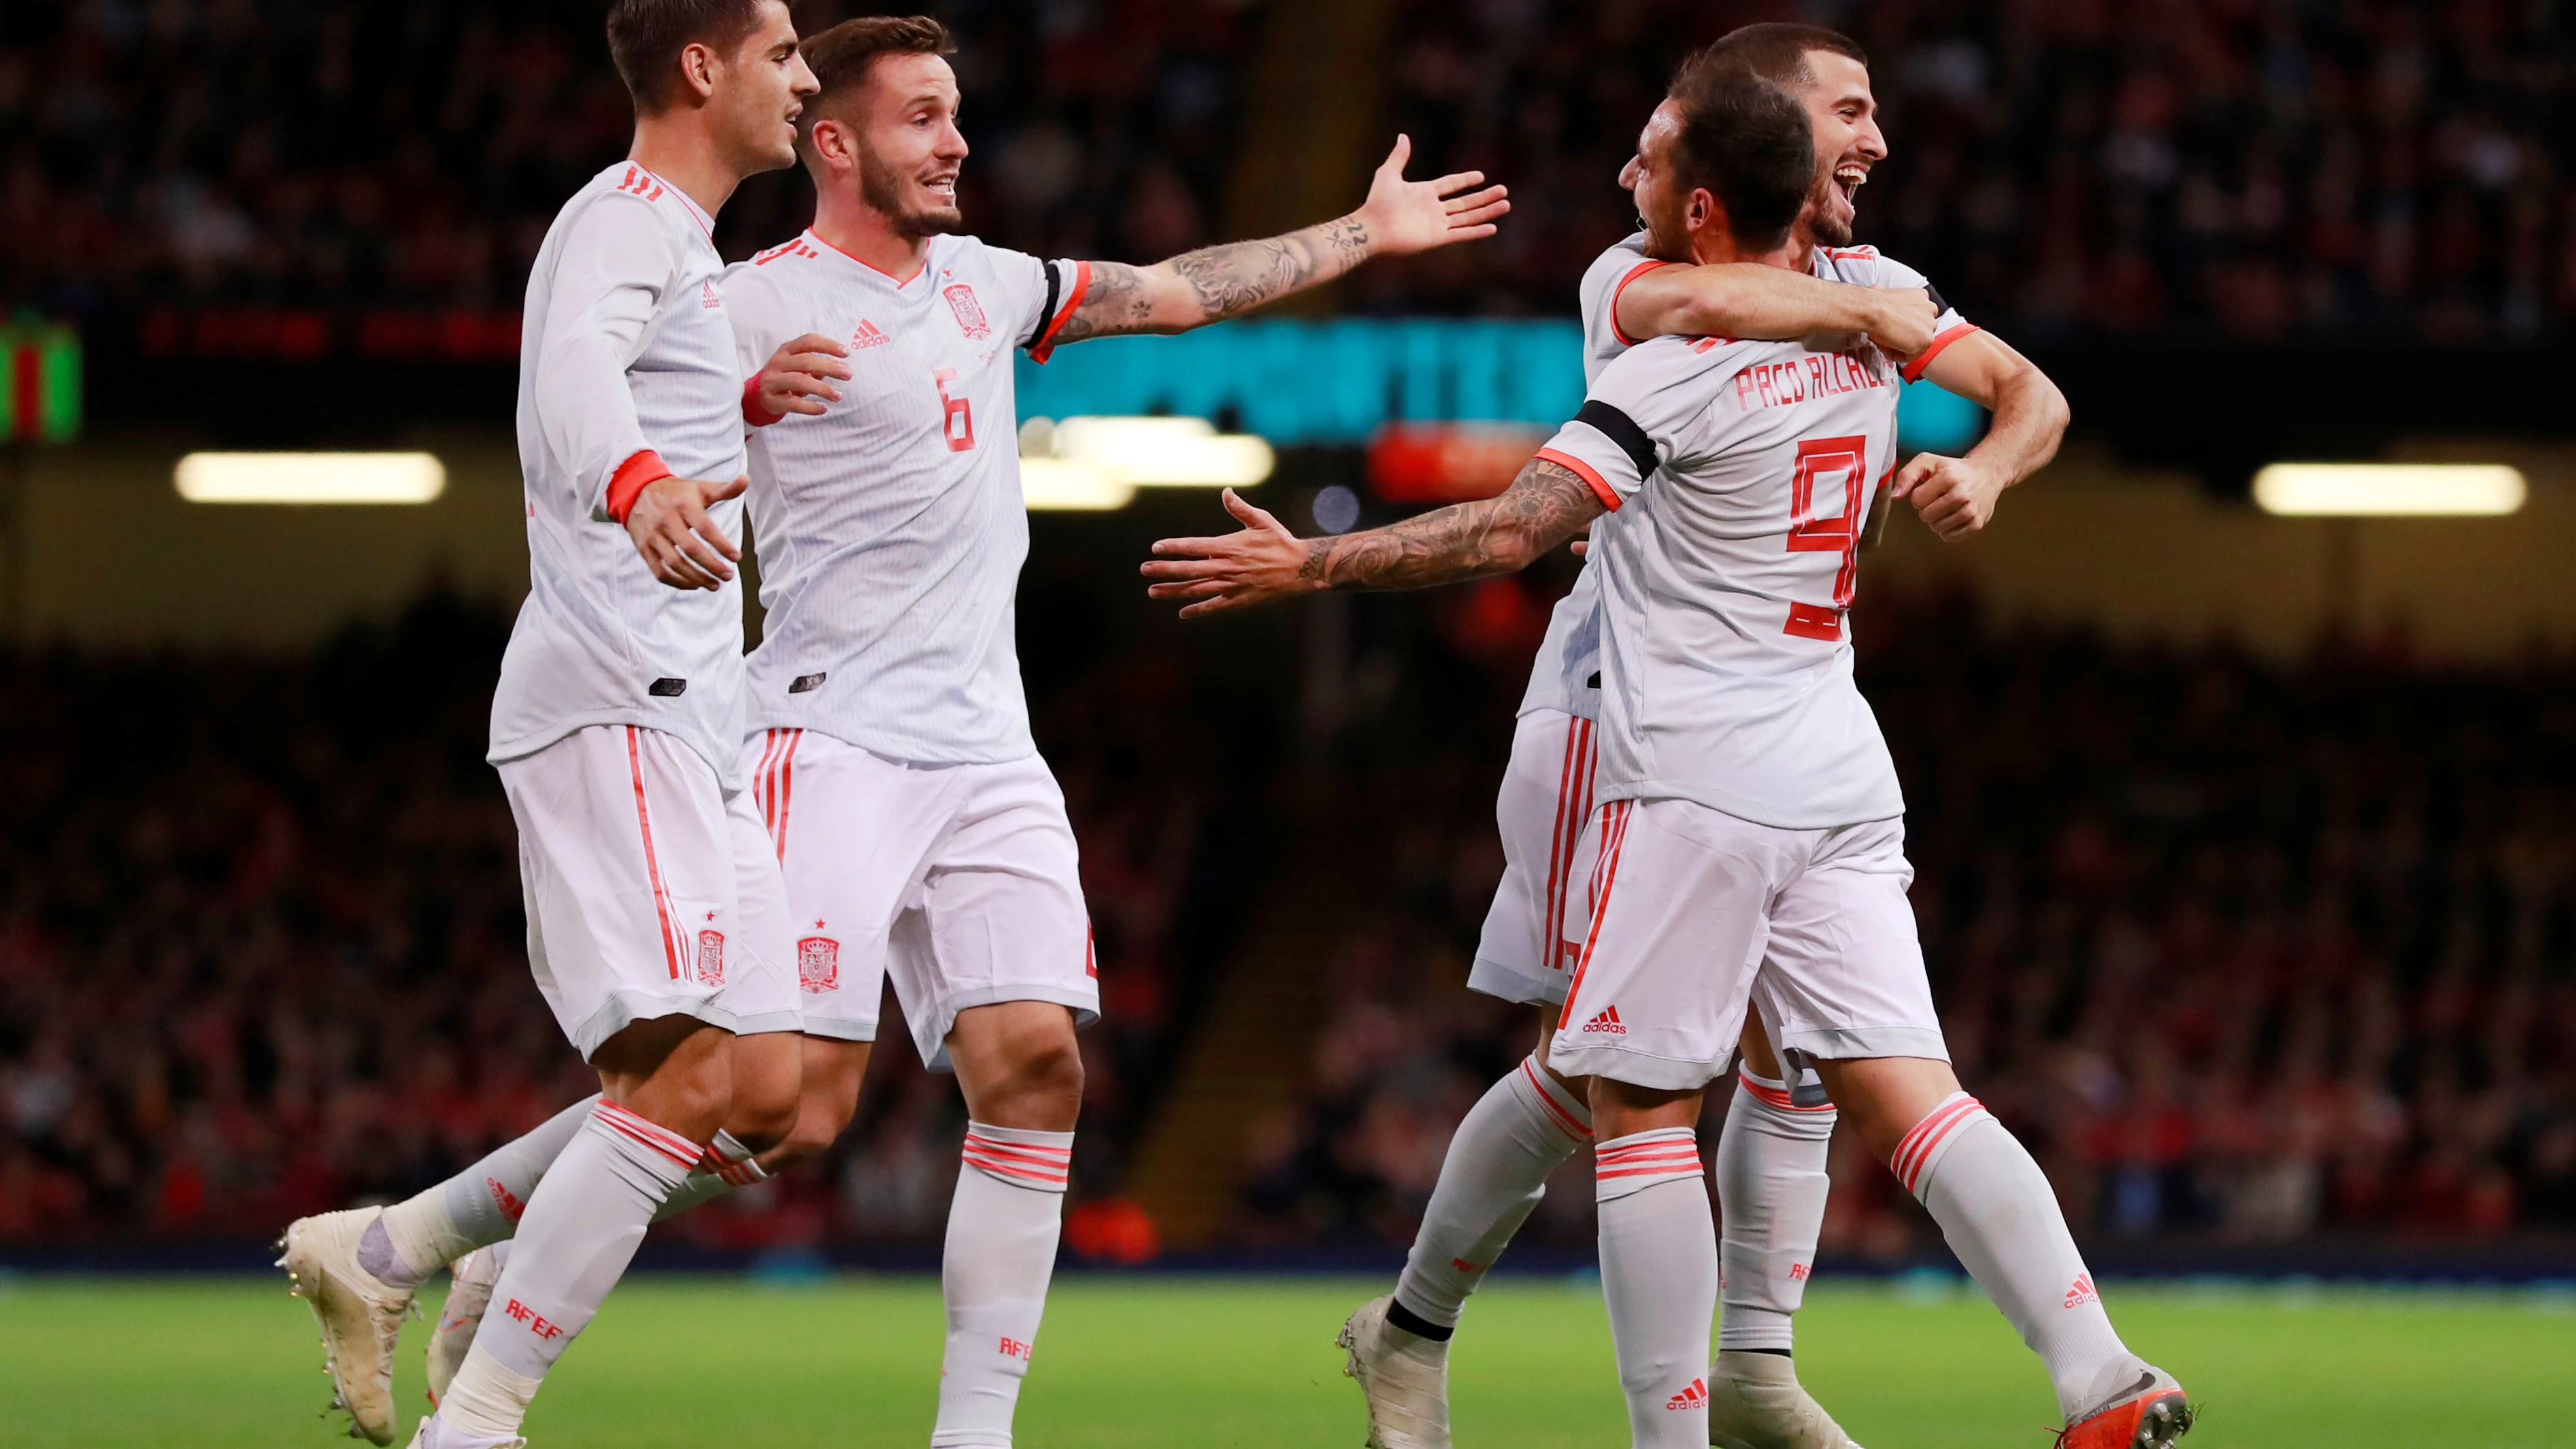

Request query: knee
[
  {"left": 765, "top": 1088, "right": 863, "bottom": 1172},
  {"left": 724, "top": 1086, "right": 801, "bottom": 1155},
  {"left": 980, "top": 1031, "right": 1084, "bottom": 1131}
]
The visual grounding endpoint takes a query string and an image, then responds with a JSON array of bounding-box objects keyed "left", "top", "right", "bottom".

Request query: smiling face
[
  {"left": 703, "top": 1, "right": 818, "bottom": 176},
  {"left": 1788, "top": 49, "right": 1884, "bottom": 247},
  {"left": 812, "top": 50, "right": 969, "bottom": 239}
]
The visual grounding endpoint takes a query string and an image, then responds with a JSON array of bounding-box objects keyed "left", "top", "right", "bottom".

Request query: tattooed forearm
[
  {"left": 1055, "top": 214, "right": 1377, "bottom": 344},
  {"left": 1301, "top": 460, "right": 1603, "bottom": 592}
]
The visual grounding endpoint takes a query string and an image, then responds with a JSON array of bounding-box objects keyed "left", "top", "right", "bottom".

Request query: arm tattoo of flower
[
  {"left": 1299, "top": 459, "right": 1602, "bottom": 592},
  {"left": 1050, "top": 261, "right": 1156, "bottom": 345}
]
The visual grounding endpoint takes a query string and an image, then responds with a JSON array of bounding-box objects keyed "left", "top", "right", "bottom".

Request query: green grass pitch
[{"left": 5, "top": 1273, "right": 2571, "bottom": 1447}]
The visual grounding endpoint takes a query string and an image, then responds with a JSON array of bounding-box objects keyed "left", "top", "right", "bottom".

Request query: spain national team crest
[
  {"left": 695, "top": 928, "right": 725, "bottom": 985},
  {"left": 943, "top": 283, "right": 990, "bottom": 339},
  {"left": 797, "top": 935, "right": 839, "bottom": 993}
]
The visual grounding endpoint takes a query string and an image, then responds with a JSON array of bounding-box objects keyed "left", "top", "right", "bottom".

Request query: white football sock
[
  {"left": 1595, "top": 1128, "right": 1716, "bottom": 1449},
  {"left": 1897, "top": 1092, "right": 2137, "bottom": 1419},
  {"left": 436, "top": 1101, "right": 701, "bottom": 1439},
  {"left": 364, "top": 1093, "right": 601, "bottom": 1290},
  {"left": 935, "top": 1122, "right": 1074, "bottom": 1449},
  {"left": 1392, "top": 1056, "right": 1591, "bottom": 1331},
  {"left": 1713, "top": 1067, "right": 1836, "bottom": 1355}
]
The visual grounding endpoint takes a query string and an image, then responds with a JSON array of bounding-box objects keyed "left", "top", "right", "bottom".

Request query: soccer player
[
  {"left": 275, "top": 3, "right": 822, "bottom": 1446},
  {"left": 1333, "top": 24, "right": 2067, "bottom": 1449},
  {"left": 373, "top": 13, "right": 1505, "bottom": 1448},
  {"left": 1143, "top": 54, "right": 2193, "bottom": 1449}
]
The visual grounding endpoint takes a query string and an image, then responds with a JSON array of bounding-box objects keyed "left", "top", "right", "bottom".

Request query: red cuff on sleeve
[
  {"left": 1535, "top": 447, "right": 1621, "bottom": 512},
  {"left": 1028, "top": 260, "right": 1091, "bottom": 365},
  {"left": 1899, "top": 322, "right": 1981, "bottom": 383},
  {"left": 604, "top": 450, "right": 673, "bottom": 525},
  {"left": 1609, "top": 260, "right": 1670, "bottom": 348},
  {"left": 742, "top": 374, "right": 782, "bottom": 428}
]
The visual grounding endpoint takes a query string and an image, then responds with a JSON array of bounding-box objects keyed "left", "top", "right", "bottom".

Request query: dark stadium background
[{"left": 1, "top": 0, "right": 2571, "bottom": 1284}]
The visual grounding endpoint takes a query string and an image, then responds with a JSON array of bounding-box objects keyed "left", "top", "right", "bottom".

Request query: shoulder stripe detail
[
  {"left": 1608, "top": 259, "right": 1669, "bottom": 348},
  {"left": 1899, "top": 322, "right": 1980, "bottom": 383},
  {"left": 1573, "top": 399, "right": 1657, "bottom": 482},
  {"left": 1028, "top": 261, "right": 1090, "bottom": 363},
  {"left": 1534, "top": 448, "right": 1620, "bottom": 512}
]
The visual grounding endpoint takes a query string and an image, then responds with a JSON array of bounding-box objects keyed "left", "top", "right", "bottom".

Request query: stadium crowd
[
  {"left": 7, "top": 2, "right": 2575, "bottom": 344},
  {"left": 0, "top": 588, "right": 1251, "bottom": 1248},
  {"left": 1245, "top": 584, "right": 2576, "bottom": 1254}
]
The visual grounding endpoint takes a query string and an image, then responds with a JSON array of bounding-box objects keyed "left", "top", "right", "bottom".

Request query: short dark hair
[
  {"left": 1664, "top": 54, "right": 1813, "bottom": 250},
  {"left": 799, "top": 14, "right": 956, "bottom": 118},
  {"left": 1703, "top": 22, "right": 1869, "bottom": 88},
  {"left": 607, "top": 0, "right": 766, "bottom": 114}
]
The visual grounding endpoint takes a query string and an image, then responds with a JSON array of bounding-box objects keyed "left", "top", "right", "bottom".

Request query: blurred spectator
[
  {"left": 1245, "top": 584, "right": 2576, "bottom": 1252},
  {"left": 0, "top": 0, "right": 1254, "bottom": 325},
  {"left": 0, "top": 587, "right": 1247, "bottom": 1246}
]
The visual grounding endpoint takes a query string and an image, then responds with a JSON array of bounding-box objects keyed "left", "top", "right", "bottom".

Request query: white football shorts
[
  {"left": 1550, "top": 797, "right": 1947, "bottom": 1090},
  {"left": 743, "top": 729, "right": 1099, "bottom": 1069},
  {"left": 498, "top": 724, "right": 801, "bottom": 1061},
  {"left": 1469, "top": 708, "right": 1601, "bottom": 1006}
]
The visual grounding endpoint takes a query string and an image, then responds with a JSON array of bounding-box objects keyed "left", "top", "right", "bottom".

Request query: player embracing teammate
[
  {"left": 278, "top": 7, "right": 1507, "bottom": 1448},
  {"left": 1145, "top": 29, "right": 2195, "bottom": 1449}
]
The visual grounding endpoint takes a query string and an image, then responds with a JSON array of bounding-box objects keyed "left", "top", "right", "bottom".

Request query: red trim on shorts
[
  {"left": 1028, "top": 261, "right": 1090, "bottom": 363},
  {"left": 773, "top": 729, "right": 801, "bottom": 861},
  {"left": 1609, "top": 259, "right": 1670, "bottom": 347},
  {"left": 1542, "top": 715, "right": 1579, "bottom": 968},
  {"left": 1557, "top": 799, "right": 1633, "bottom": 1033},
  {"left": 626, "top": 727, "right": 684, "bottom": 980},
  {"left": 1898, "top": 322, "right": 1980, "bottom": 384},
  {"left": 1535, "top": 447, "right": 1621, "bottom": 512}
]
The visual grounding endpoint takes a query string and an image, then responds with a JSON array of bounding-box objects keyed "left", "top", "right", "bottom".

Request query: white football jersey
[
  {"left": 489, "top": 162, "right": 753, "bottom": 787},
  {"left": 721, "top": 231, "right": 1082, "bottom": 764},
  {"left": 1537, "top": 271, "right": 1962, "bottom": 829},
  {"left": 1514, "top": 235, "right": 1973, "bottom": 737}
]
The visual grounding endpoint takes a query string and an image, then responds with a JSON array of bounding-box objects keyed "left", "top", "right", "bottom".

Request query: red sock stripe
[
  {"left": 962, "top": 1134, "right": 1073, "bottom": 1187},
  {"left": 1594, "top": 1134, "right": 1703, "bottom": 1180},
  {"left": 1892, "top": 1095, "right": 1985, "bottom": 1194},
  {"left": 1737, "top": 1073, "right": 1837, "bottom": 1115},
  {"left": 594, "top": 1102, "right": 701, "bottom": 1170},
  {"left": 717, "top": 1160, "right": 763, "bottom": 1187},
  {"left": 1519, "top": 1059, "right": 1593, "bottom": 1142}
]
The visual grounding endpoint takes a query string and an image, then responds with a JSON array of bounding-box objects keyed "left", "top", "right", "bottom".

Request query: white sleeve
[
  {"left": 1850, "top": 251, "right": 1978, "bottom": 382},
  {"left": 1020, "top": 256, "right": 1085, "bottom": 363},
  {"left": 1575, "top": 234, "right": 1659, "bottom": 376},
  {"left": 1534, "top": 339, "right": 1729, "bottom": 512},
  {"left": 719, "top": 261, "right": 780, "bottom": 382},
  {"left": 533, "top": 195, "right": 674, "bottom": 506}
]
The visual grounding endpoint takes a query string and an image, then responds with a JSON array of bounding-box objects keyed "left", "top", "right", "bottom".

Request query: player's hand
[
  {"left": 1865, "top": 288, "right": 1939, "bottom": 359},
  {"left": 1352, "top": 135, "right": 1509, "bottom": 256},
  {"left": 748, "top": 332, "right": 850, "bottom": 422},
  {"left": 626, "top": 473, "right": 749, "bottom": 590},
  {"left": 1892, "top": 453, "right": 2004, "bottom": 542},
  {"left": 1140, "top": 489, "right": 1324, "bottom": 618}
]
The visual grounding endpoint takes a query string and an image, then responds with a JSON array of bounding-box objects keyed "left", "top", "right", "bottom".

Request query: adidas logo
[
  {"left": 2064, "top": 1273, "right": 2098, "bottom": 1308},
  {"left": 852, "top": 319, "right": 890, "bottom": 349},
  {"left": 1580, "top": 1005, "right": 1626, "bottom": 1035},
  {"left": 1667, "top": 1378, "right": 1707, "bottom": 1411},
  {"left": 486, "top": 1176, "right": 524, "bottom": 1222}
]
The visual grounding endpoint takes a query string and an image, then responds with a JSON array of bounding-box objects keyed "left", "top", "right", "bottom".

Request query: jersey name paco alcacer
[
  {"left": 1537, "top": 278, "right": 1946, "bottom": 831},
  {"left": 721, "top": 232, "right": 1084, "bottom": 765}
]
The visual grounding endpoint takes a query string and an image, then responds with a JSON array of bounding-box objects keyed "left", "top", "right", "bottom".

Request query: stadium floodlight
[
  {"left": 2252, "top": 463, "right": 2526, "bottom": 517},
  {"left": 175, "top": 452, "right": 446, "bottom": 505},
  {"left": 1017, "top": 457, "right": 1137, "bottom": 511},
  {"left": 1028, "top": 415, "right": 1274, "bottom": 488}
]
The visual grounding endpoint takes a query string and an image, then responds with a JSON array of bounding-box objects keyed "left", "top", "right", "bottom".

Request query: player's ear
[{"left": 677, "top": 39, "right": 720, "bottom": 105}]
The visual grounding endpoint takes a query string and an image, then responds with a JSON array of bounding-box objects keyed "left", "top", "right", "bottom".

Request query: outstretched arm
[
  {"left": 1892, "top": 331, "right": 2069, "bottom": 541},
  {"left": 1141, "top": 459, "right": 1604, "bottom": 617},
  {"left": 1616, "top": 264, "right": 1939, "bottom": 357},
  {"left": 1050, "top": 136, "right": 1507, "bottom": 346}
]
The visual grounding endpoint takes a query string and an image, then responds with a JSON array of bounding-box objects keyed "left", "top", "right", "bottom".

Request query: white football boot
[
  {"left": 1707, "top": 1350, "right": 1864, "bottom": 1449},
  {"left": 279, "top": 1207, "right": 418, "bottom": 1445},
  {"left": 1336, "top": 1295, "right": 1452, "bottom": 1449},
  {"left": 425, "top": 1244, "right": 507, "bottom": 1409},
  {"left": 406, "top": 1412, "right": 525, "bottom": 1449}
]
